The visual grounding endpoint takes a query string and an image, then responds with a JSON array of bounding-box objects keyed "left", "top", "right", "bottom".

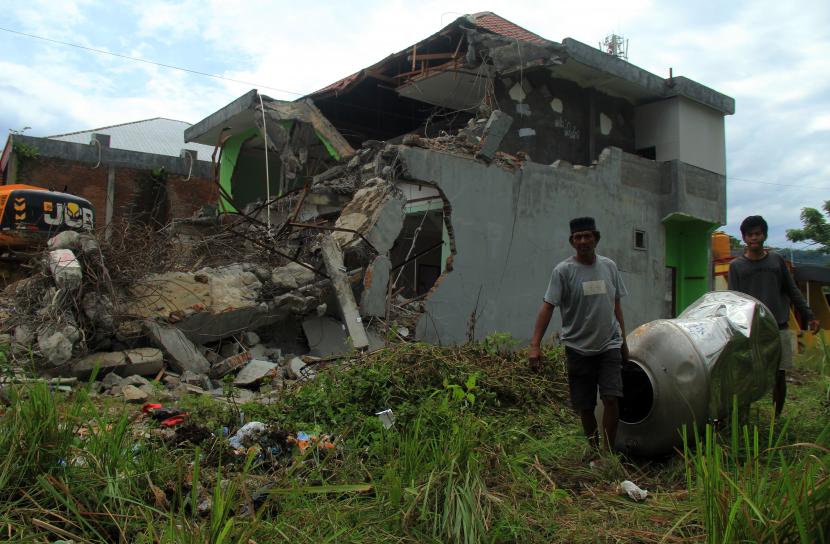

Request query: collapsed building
[
  {"left": 0, "top": 12, "right": 735, "bottom": 400},
  {"left": 185, "top": 12, "right": 734, "bottom": 343}
]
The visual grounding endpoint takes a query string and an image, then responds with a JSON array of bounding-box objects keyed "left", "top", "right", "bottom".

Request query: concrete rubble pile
[
  {"left": 0, "top": 104, "right": 524, "bottom": 402},
  {"left": 0, "top": 115, "right": 520, "bottom": 402}
]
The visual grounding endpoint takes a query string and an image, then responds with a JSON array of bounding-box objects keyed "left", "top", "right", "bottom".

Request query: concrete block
[
  {"left": 71, "top": 351, "right": 126, "bottom": 379},
  {"left": 101, "top": 372, "right": 123, "bottom": 389},
  {"left": 320, "top": 235, "right": 370, "bottom": 350},
  {"left": 288, "top": 356, "right": 317, "bottom": 381},
  {"left": 242, "top": 331, "right": 260, "bottom": 346},
  {"left": 360, "top": 255, "right": 391, "bottom": 317},
  {"left": 271, "top": 262, "right": 317, "bottom": 294},
  {"left": 333, "top": 180, "right": 406, "bottom": 255},
  {"left": 121, "top": 375, "right": 151, "bottom": 387},
  {"left": 47, "top": 231, "right": 80, "bottom": 251},
  {"left": 121, "top": 348, "right": 164, "bottom": 377},
  {"left": 48, "top": 249, "right": 82, "bottom": 290},
  {"left": 302, "top": 316, "right": 351, "bottom": 357},
  {"left": 476, "top": 110, "right": 514, "bottom": 161},
  {"left": 122, "top": 384, "right": 148, "bottom": 403},
  {"left": 144, "top": 321, "right": 210, "bottom": 375},
  {"left": 234, "top": 360, "right": 278, "bottom": 387},
  {"left": 38, "top": 330, "right": 75, "bottom": 367}
]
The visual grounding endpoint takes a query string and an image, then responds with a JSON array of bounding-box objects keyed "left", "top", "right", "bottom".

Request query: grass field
[{"left": 0, "top": 338, "right": 828, "bottom": 543}]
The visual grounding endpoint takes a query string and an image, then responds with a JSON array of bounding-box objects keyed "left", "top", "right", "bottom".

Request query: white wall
[
  {"left": 635, "top": 97, "right": 726, "bottom": 176},
  {"left": 678, "top": 98, "right": 726, "bottom": 176}
]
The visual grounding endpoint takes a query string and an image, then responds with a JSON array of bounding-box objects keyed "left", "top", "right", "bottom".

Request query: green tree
[{"left": 786, "top": 201, "right": 830, "bottom": 253}]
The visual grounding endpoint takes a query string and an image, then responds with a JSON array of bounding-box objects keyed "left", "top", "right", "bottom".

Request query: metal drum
[{"left": 609, "top": 291, "right": 781, "bottom": 456}]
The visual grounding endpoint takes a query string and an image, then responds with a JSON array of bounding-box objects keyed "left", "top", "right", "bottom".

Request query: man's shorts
[
  {"left": 779, "top": 329, "right": 795, "bottom": 371},
  {"left": 564, "top": 347, "right": 624, "bottom": 410}
]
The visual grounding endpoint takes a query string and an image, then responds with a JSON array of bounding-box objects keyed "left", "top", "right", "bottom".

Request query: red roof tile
[{"left": 470, "top": 12, "right": 549, "bottom": 45}]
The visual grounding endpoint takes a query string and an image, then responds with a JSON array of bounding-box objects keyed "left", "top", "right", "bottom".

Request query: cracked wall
[{"left": 395, "top": 145, "right": 723, "bottom": 345}]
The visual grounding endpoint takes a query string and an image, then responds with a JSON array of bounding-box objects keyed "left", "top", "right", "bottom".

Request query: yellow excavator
[{"left": 0, "top": 184, "right": 95, "bottom": 283}]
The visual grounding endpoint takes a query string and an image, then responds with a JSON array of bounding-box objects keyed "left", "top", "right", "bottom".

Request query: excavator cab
[{"left": 0, "top": 184, "right": 95, "bottom": 250}]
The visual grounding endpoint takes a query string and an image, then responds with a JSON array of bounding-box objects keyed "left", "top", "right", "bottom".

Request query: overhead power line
[
  {"left": 0, "top": 26, "right": 306, "bottom": 96},
  {"left": 729, "top": 176, "right": 830, "bottom": 191}
]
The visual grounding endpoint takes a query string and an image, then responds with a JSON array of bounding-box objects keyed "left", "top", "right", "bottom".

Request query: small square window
[{"left": 634, "top": 229, "right": 647, "bottom": 250}]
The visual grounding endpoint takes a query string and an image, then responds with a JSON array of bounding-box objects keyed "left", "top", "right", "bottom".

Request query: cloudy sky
[{"left": 1, "top": 0, "right": 828, "bottom": 247}]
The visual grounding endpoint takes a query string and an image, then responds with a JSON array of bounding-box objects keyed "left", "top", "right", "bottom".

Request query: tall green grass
[{"left": 684, "top": 406, "right": 830, "bottom": 543}]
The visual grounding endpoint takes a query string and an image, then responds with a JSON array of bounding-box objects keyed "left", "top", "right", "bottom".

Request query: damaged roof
[
  {"left": 307, "top": 11, "right": 734, "bottom": 116},
  {"left": 184, "top": 90, "right": 354, "bottom": 160}
]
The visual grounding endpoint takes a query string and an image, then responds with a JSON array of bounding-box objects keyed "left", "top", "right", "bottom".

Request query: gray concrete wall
[
  {"left": 8, "top": 134, "right": 213, "bottom": 178},
  {"left": 398, "top": 146, "right": 682, "bottom": 345}
]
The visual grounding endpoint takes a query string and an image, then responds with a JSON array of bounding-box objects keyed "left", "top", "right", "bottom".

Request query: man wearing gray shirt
[
  {"left": 528, "top": 217, "right": 628, "bottom": 452},
  {"left": 728, "top": 215, "right": 819, "bottom": 417}
]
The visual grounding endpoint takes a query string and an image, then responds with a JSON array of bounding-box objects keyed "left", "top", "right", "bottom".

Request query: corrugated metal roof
[{"left": 49, "top": 118, "right": 216, "bottom": 162}]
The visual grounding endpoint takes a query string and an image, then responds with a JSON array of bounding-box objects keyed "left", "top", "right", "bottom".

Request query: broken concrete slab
[
  {"left": 288, "top": 356, "right": 317, "bottom": 381},
  {"left": 144, "top": 321, "right": 210, "bottom": 375},
  {"left": 320, "top": 235, "right": 370, "bottom": 350},
  {"left": 242, "top": 331, "right": 260, "bottom": 347},
  {"left": 82, "top": 292, "right": 114, "bottom": 330},
  {"left": 38, "top": 329, "right": 75, "bottom": 367},
  {"left": 271, "top": 262, "right": 317, "bottom": 294},
  {"left": 71, "top": 351, "right": 127, "bottom": 379},
  {"left": 181, "top": 371, "right": 211, "bottom": 390},
  {"left": 233, "top": 359, "right": 278, "bottom": 387},
  {"left": 101, "top": 372, "right": 123, "bottom": 389},
  {"left": 121, "top": 348, "right": 164, "bottom": 377},
  {"left": 209, "top": 351, "right": 252, "bottom": 379},
  {"left": 47, "top": 249, "right": 83, "bottom": 290},
  {"left": 122, "top": 384, "right": 149, "bottom": 403},
  {"left": 47, "top": 230, "right": 81, "bottom": 251},
  {"left": 476, "top": 110, "right": 514, "bottom": 161},
  {"left": 360, "top": 255, "right": 391, "bottom": 317},
  {"left": 302, "top": 316, "right": 350, "bottom": 357},
  {"left": 121, "top": 374, "right": 151, "bottom": 387},
  {"left": 333, "top": 179, "right": 406, "bottom": 255},
  {"left": 126, "top": 265, "right": 277, "bottom": 343}
]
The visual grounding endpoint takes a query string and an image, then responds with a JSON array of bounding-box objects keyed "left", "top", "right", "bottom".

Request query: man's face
[
  {"left": 570, "top": 230, "right": 597, "bottom": 257},
  {"left": 742, "top": 226, "right": 766, "bottom": 251}
]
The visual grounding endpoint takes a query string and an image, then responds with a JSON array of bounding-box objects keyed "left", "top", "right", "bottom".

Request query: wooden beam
[
  {"left": 366, "top": 70, "right": 397, "bottom": 84},
  {"left": 405, "top": 52, "right": 460, "bottom": 61}
]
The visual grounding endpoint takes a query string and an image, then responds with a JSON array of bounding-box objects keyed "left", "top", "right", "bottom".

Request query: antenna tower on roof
[{"left": 599, "top": 34, "right": 629, "bottom": 60}]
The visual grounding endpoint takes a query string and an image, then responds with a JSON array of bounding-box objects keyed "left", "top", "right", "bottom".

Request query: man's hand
[
  {"left": 809, "top": 319, "right": 821, "bottom": 334},
  {"left": 528, "top": 345, "right": 542, "bottom": 371},
  {"left": 621, "top": 341, "right": 629, "bottom": 363}
]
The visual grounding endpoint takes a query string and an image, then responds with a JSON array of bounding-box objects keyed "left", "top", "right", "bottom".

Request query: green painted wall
[
  {"left": 218, "top": 124, "right": 341, "bottom": 213},
  {"left": 665, "top": 215, "right": 717, "bottom": 314},
  {"left": 218, "top": 128, "right": 259, "bottom": 213}
]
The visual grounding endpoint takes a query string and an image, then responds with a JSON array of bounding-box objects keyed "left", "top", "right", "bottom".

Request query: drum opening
[{"left": 619, "top": 359, "right": 654, "bottom": 424}]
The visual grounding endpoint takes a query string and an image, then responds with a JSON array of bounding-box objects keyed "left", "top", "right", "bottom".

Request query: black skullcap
[{"left": 569, "top": 217, "right": 597, "bottom": 234}]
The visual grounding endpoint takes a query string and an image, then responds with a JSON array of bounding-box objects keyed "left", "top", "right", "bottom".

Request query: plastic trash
[
  {"left": 290, "top": 431, "right": 335, "bottom": 453},
  {"left": 619, "top": 480, "right": 648, "bottom": 501},
  {"left": 375, "top": 408, "right": 395, "bottom": 429},
  {"left": 228, "top": 421, "right": 266, "bottom": 451},
  {"left": 141, "top": 403, "right": 188, "bottom": 426}
]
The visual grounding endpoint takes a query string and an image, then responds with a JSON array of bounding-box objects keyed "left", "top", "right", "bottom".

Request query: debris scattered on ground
[{"left": 618, "top": 480, "right": 649, "bottom": 501}]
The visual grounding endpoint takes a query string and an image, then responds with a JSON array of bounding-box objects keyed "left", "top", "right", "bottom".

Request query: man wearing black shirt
[{"left": 728, "top": 215, "right": 820, "bottom": 416}]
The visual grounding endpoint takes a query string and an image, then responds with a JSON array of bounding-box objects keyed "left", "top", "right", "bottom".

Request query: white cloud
[{"left": 1, "top": 0, "right": 829, "bottom": 247}]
